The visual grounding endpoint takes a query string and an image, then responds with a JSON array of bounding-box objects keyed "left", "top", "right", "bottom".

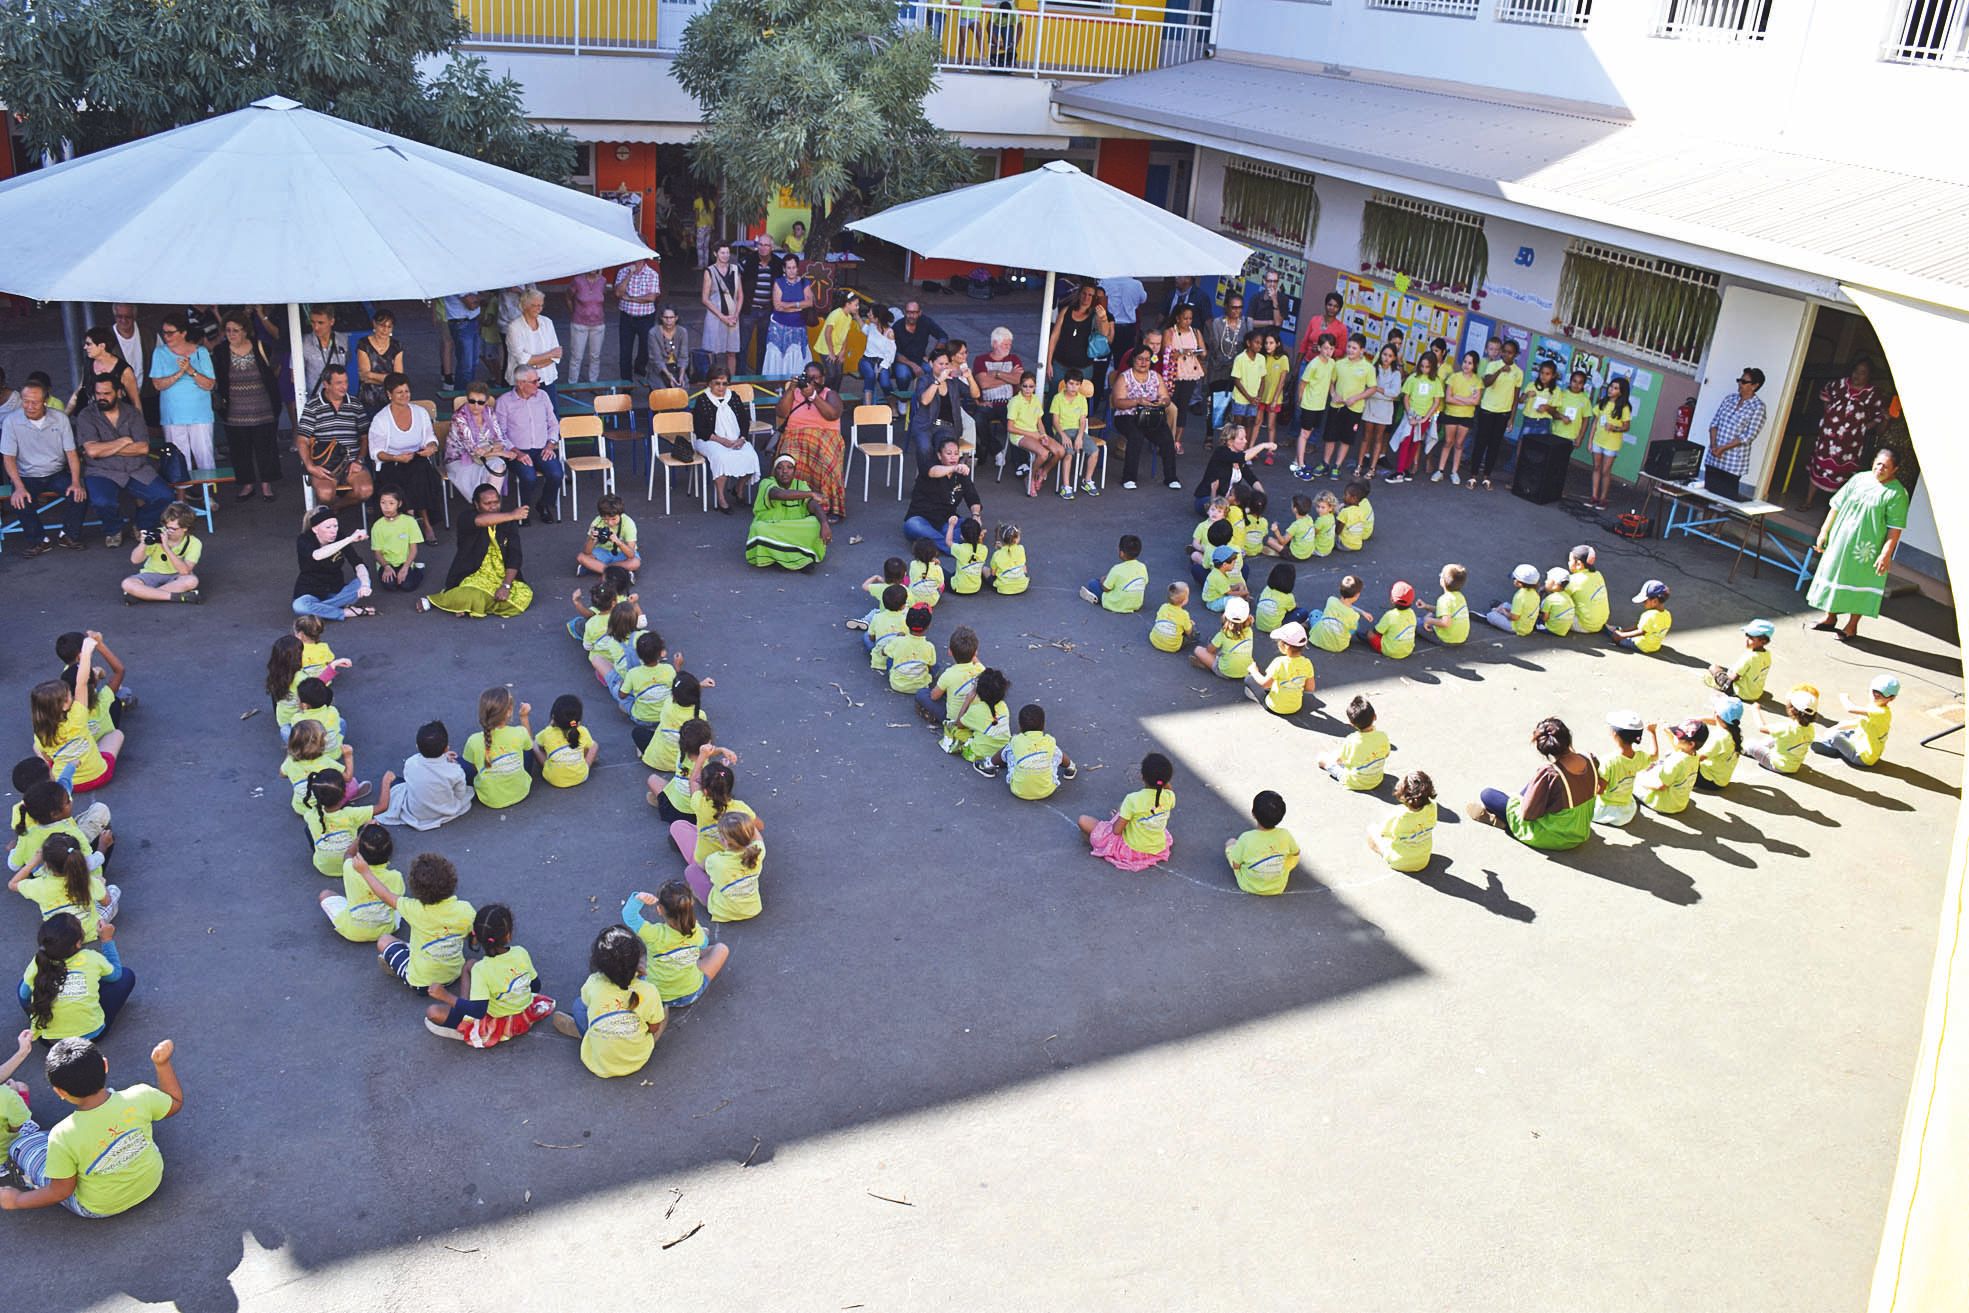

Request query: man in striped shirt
[
  {"left": 295, "top": 366, "right": 372, "bottom": 510},
  {"left": 612, "top": 257, "right": 661, "bottom": 383}
]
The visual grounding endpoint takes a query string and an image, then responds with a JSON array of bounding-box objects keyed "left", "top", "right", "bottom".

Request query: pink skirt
[{"left": 1088, "top": 818, "right": 1171, "bottom": 871}]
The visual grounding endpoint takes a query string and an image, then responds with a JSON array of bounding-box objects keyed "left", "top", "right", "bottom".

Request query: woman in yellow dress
[{"left": 418, "top": 484, "right": 534, "bottom": 618}]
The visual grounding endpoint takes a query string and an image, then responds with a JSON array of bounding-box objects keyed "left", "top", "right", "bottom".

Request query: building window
[
  {"left": 1364, "top": 0, "right": 1481, "bottom": 17},
  {"left": 1359, "top": 194, "right": 1486, "bottom": 298},
  {"left": 1555, "top": 241, "right": 1722, "bottom": 366},
  {"left": 1886, "top": 0, "right": 1969, "bottom": 67},
  {"left": 1497, "top": 0, "right": 1592, "bottom": 27},
  {"left": 1220, "top": 161, "right": 1320, "bottom": 253},
  {"left": 1652, "top": 0, "right": 1773, "bottom": 41}
]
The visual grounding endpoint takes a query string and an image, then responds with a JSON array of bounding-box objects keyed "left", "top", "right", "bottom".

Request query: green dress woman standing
[
  {"left": 420, "top": 484, "right": 535, "bottom": 617},
  {"left": 745, "top": 452, "right": 832, "bottom": 570},
  {"left": 1807, "top": 447, "right": 1909, "bottom": 640}
]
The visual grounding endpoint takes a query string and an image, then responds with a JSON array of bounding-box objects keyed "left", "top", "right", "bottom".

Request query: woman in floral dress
[{"left": 1804, "top": 360, "right": 1887, "bottom": 504}]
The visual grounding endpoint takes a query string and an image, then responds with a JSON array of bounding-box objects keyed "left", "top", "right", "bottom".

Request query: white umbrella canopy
[
  {"left": 0, "top": 94, "right": 652, "bottom": 304},
  {"left": 847, "top": 160, "right": 1251, "bottom": 391}
]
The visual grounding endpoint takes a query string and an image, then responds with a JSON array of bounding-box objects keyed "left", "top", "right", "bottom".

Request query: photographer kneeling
[{"left": 119, "top": 502, "right": 203, "bottom": 603}]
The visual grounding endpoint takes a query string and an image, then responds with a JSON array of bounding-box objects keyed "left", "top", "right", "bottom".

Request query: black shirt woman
[{"left": 293, "top": 506, "right": 376, "bottom": 621}]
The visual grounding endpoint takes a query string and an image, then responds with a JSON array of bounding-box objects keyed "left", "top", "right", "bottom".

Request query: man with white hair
[
  {"left": 494, "top": 367, "right": 564, "bottom": 522},
  {"left": 975, "top": 326, "right": 1023, "bottom": 471}
]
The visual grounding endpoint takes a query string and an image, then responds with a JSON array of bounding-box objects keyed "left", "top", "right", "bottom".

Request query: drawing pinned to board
[
  {"left": 1569, "top": 350, "right": 1603, "bottom": 383},
  {"left": 1499, "top": 323, "right": 1533, "bottom": 361}
]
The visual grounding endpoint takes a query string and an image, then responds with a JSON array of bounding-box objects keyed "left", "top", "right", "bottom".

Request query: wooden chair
[
  {"left": 646, "top": 387, "right": 689, "bottom": 415},
  {"left": 593, "top": 392, "right": 640, "bottom": 482},
  {"left": 650, "top": 411, "right": 707, "bottom": 512},
  {"left": 408, "top": 399, "right": 453, "bottom": 526},
  {"left": 558, "top": 414, "right": 614, "bottom": 521},
  {"left": 848, "top": 404, "right": 905, "bottom": 502}
]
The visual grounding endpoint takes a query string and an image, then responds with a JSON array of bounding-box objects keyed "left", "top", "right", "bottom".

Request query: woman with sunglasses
[{"left": 445, "top": 387, "right": 518, "bottom": 503}]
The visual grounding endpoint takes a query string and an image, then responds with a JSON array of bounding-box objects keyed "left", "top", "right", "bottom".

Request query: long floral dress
[{"left": 1805, "top": 377, "right": 1887, "bottom": 494}]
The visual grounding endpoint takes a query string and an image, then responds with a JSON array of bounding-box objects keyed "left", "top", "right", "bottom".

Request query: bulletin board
[
  {"left": 1333, "top": 273, "right": 1466, "bottom": 371},
  {"left": 1215, "top": 247, "right": 1307, "bottom": 338},
  {"left": 1517, "top": 331, "right": 1663, "bottom": 482}
]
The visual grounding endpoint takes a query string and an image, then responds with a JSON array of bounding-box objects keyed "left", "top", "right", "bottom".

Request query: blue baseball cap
[
  {"left": 1744, "top": 619, "right": 1775, "bottom": 639},
  {"left": 1871, "top": 673, "right": 1902, "bottom": 697},
  {"left": 1211, "top": 545, "right": 1238, "bottom": 565}
]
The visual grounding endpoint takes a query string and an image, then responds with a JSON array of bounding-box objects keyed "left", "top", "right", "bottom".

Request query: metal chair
[
  {"left": 558, "top": 414, "right": 614, "bottom": 521},
  {"left": 650, "top": 411, "right": 707, "bottom": 512},
  {"left": 731, "top": 383, "right": 781, "bottom": 451},
  {"left": 1059, "top": 417, "right": 1109, "bottom": 493},
  {"left": 848, "top": 404, "right": 906, "bottom": 502}
]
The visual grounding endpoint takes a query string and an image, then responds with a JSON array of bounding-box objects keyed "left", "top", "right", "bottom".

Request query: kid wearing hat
[
  {"left": 1594, "top": 710, "right": 1652, "bottom": 827},
  {"left": 1537, "top": 567, "right": 1576, "bottom": 636},
  {"left": 1193, "top": 597, "right": 1256, "bottom": 678},
  {"left": 1484, "top": 564, "right": 1541, "bottom": 635},
  {"left": 1201, "top": 545, "right": 1249, "bottom": 615},
  {"left": 1637, "top": 719, "right": 1704, "bottom": 815},
  {"left": 1246, "top": 622, "right": 1314, "bottom": 716},
  {"left": 1694, "top": 696, "right": 1744, "bottom": 791},
  {"left": 1608, "top": 580, "right": 1672, "bottom": 652},
  {"left": 1812, "top": 674, "right": 1898, "bottom": 766},
  {"left": 1706, "top": 620, "right": 1774, "bottom": 702},
  {"left": 1368, "top": 582, "right": 1417, "bottom": 658},
  {"left": 1565, "top": 545, "right": 1610, "bottom": 634},
  {"left": 1746, "top": 685, "right": 1818, "bottom": 774}
]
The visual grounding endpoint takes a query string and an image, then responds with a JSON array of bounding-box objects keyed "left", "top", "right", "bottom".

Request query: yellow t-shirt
[
  {"left": 933, "top": 660, "right": 984, "bottom": 723},
  {"left": 1763, "top": 721, "right": 1813, "bottom": 773},
  {"left": 1336, "top": 503, "right": 1369, "bottom": 551},
  {"left": 818, "top": 307, "right": 857, "bottom": 358},
  {"left": 1005, "top": 730, "right": 1062, "bottom": 800},
  {"left": 39, "top": 701, "right": 108, "bottom": 788},
  {"left": 1210, "top": 625, "right": 1255, "bottom": 679},
  {"left": 43, "top": 1084, "right": 176, "bottom": 1216},
  {"left": 1047, "top": 391, "right": 1088, "bottom": 438},
  {"left": 1331, "top": 357, "right": 1377, "bottom": 413},
  {"left": 332, "top": 856, "right": 402, "bottom": 942},
  {"left": 706, "top": 842, "right": 765, "bottom": 922},
  {"left": 866, "top": 606, "right": 906, "bottom": 670},
  {"left": 299, "top": 640, "right": 337, "bottom": 681},
  {"left": 1503, "top": 586, "right": 1539, "bottom": 637},
  {"left": 1698, "top": 728, "right": 1739, "bottom": 788},
  {"left": 534, "top": 725, "right": 592, "bottom": 788},
  {"left": 1842, "top": 704, "right": 1893, "bottom": 766},
  {"left": 142, "top": 533, "right": 201, "bottom": 575},
  {"left": 1230, "top": 351, "right": 1268, "bottom": 402},
  {"left": 305, "top": 803, "right": 374, "bottom": 877},
  {"left": 620, "top": 661, "right": 677, "bottom": 725},
  {"left": 884, "top": 634, "right": 937, "bottom": 693},
  {"left": 1640, "top": 751, "right": 1698, "bottom": 813},
  {"left": 579, "top": 611, "right": 611, "bottom": 652},
  {"left": 472, "top": 945, "right": 539, "bottom": 1018},
  {"left": 1479, "top": 362, "right": 1523, "bottom": 413},
  {"left": 1550, "top": 387, "right": 1593, "bottom": 442},
  {"left": 635, "top": 917, "right": 708, "bottom": 1003},
  {"left": 1149, "top": 602, "right": 1194, "bottom": 653},
  {"left": 1566, "top": 570, "right": 1609, "bottom": 634},
  {"left": 1007, "top": 393, "right": 1045, "bottom": 437},
  {"left": 1254, "top": 586, "right": 1294, "bottom": 632},
  {"left": 907, "top": 559, "right": 945, "bottom": 609},
  {"left": 1633, "top": 606, "right": 1673, "bottom": 654},
  {"left": 1260, "top": 352, "right": 1289, "bottom": 405},
  {"left": 1729, "top": 648, "right": 1772, "bottom": 702},
  {"left": 16, "top": 870, "right": 107, "bottom": 941},
  {"left": 990, "top": 544, "right": 1028, "bottom": 594},
  {"left": 397, "top": 895, "right": 475, "bottom": 988},
  {"left": 1283, "top": 515, "right": 1319, "bottom": 560},
  {"left": 952, "top": 542, "right": 987, "bottom": 594},
  {"left": 577, "top": 972, "right": 665, "bottom": 1078},
  {"left": 1373, "top": 607, "right": 1416, "bottom": 659},
  {"left": 959, "top": 699, "right": 1013, "bottom": 763},
  {"left": 1227, "top": 826, "right": 1300, "bottom": 896},
  {"left": 1309, "top": 596, "right": 1360, "bottom": 654},
  {"left": 370, "top": 513, "right": 424, "bottom": 568},
  {"left": 1114, "top": 786, "right": 1174, "bottom": 855},
  {"left": 23, "top": 948, "right": 114, "bottom": 1039},
  {"left": 1401, "top": 374, "right": 1442, "bottom": 419},
  {"left": 463, "top": 725, "right": 535, "bottom": 808},
  {"left": 640, "top": 700, "right": 706, "bottom": 774},
  {"left": 1597, "top": 749, "right": 1653, "bottom": 808},
  {"left": 1432, "top": 590, "right": 1469, "bottom": 644},
  {"left": 1261, "top": 653, "right": 1314, "bottom": 714},
  {"left": 1337, "top": 727, "right": 1390, "bottom": 790},
  {"left": 1592, "top": 401, "right": 1632, "bottom": 454},
  {"left": 293, "top": 705, "right": 344, "bottom": 756},
  {"left": 1310, "top": 512, "right": 1336, "bottom": 556},
  {"left": 1297, "top": 356, "right": 1334, "bottom": 412},
  {"left": 1378, "top": 804, "right": 1435, "bottom": 873},
  {"left": 7, "top": 818, "right": 87, "bottom": 876},
  {"left": 1202, "top": 565, "right": 1238, "bottom": 611},
  {"left": 1102, "top": 559, "right": 1150, "bottom": 613},
  {"left": 1539, "top": 590, "right": 1576, "bottom": 636},
  {"left": 1444, "top": 370, "right": 1483, "bottom": 418}
]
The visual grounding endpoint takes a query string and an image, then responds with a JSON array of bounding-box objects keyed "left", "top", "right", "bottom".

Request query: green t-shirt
[
  {"left": 472, "top": 945, "right": 539, "bottom": 1018},
  {"left": 397, "top": 895, "right": 475, "bottom": 987},
  {"left": 1210, "top": 625, "right": 1255, "bottom": 679},
  {"left": 884, "top": 634, "right": 937, "bottom": 693},
  {"left": 619, "top": 662, "right": 677, "bottom": 725},
  {"left": 1283, "top": 515, "right": 1319, "bottom": 560},
  {"left": 1227, "top": 826, "right": 1299, "bottom": 895},
  {"left": 1254, "top": 587, "right": 1294, "bottom": 633},
  {"left": 1149, "top": 602, "right": 1194, "bottom": 653},
  {"left": 635, "top": 917, "right": 708, "bottom": 1003},
  {"left": 1640, "top": 751, "right": 1698, "bottom": 814},
  {"left": 1539, "top": 590, "right": 1575, "bottom": 636},
  {"left": 1597, "top": 749, "right": 1652, "bottom": 807},
  {"left": 578, "top": 972, "right": 664, "bottom": 1078},
  {"left": 1566, "top": 570, "right": 1609, "bottom": 633},
  {"left": 1101, "top": 559, "right": 1149, "bottom": 613},
  {"left": 1633, "top": 606, "right": 1672, "bottom": 653},
  {"left": 464, "top": 725, "right": 535, "bottom": 808},
  {"left": 45, "top": 1084, "right": 176, "bottom": 1216},
  {"left": 369, "top": 512, "right": 424, "bottom": 567},
  {"left": 959, "top": 700, "right": 1012, "bottom": 763},
  {"left": 1549, "top": 387, "right": 1593, "bottom": 441},
  {"left": 1005, "top": 730, "right": 1062, "bottom": 800},
  {"left": 1377, "top": 804, "right": 1435, "bottom": 873},
  {"left": 1337, "top": 728, "right": 1390, "bottom": 790},
  {"left": 1374, "top": 607, "right": 1416, "bottom": 659},
  {"left": 22, "top": 948, "right": 113, "bottom": 1039},
  {"left": 1115, "top": 786, "right": 1175, "bottom": 855},
  {"left": 1309, "top": 596, "right": 1360, "bottom": 654},
  {"left": 1729, "top": 648, "right": 1772, "bottom": 702},
  {"left": 1505, "top": 586, "right": 1539, "bottom": 637},
  {"left": 1432, "top": 590, "right": 1469, "bottom": 644},
  {"left": 867, "top": 607, "right": 907, "bottom": 670}
]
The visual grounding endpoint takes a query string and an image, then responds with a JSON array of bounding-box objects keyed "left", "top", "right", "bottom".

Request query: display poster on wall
[
  {"left": 1516, "top": 331, "right": 1665, "bottom": 482},
  {"left": 1333, "top": 273, "right": 1465, "bottom": 370},
  {"left": 1214, "top": 248, "right": 1307, "bottom": 338}
]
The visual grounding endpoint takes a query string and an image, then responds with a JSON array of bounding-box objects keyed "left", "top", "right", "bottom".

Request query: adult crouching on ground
[
  {"left": 904, "top": 435, "right": 982, "bottom": 569},
  {"left": 1465, "top": 717, "right": 1596, "bottom": 851},
  {"left": 293, "top": 506, "right": 376, "bottom": 621},
  {"left": 418, "top": 484, "right": 533, "bottom": 618}
]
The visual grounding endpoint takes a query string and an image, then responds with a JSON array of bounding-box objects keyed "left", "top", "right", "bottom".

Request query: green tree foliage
[
  {"left": 674, "top": 0, "right": 975, "bottom": 247},
  {"left": 0, "top": 0, "right": 574, "bottom": 178}
]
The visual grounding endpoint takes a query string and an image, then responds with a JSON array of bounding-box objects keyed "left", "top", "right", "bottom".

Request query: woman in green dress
[
  {"left": 745, "top": 452, "right": 831, "bottom": 570},
  {"left": 1807, "top": 447, "right": 1909, "bottom": 641},
  {"left": 1465, "top": 717, "right": 1597, "bottom": 852},
  {"left": 418, "top": 484, "right": 535, "bottom": 617}
]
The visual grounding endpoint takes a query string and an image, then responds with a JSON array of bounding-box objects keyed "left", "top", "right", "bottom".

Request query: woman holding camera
[{"left": 773, "top": 361, "right": 845, "bottom": 522}]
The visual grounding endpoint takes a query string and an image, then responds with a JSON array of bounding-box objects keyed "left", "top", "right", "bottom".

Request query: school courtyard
[{"left": 1, "top": 363, "right": 1960, "bottom": 1309}]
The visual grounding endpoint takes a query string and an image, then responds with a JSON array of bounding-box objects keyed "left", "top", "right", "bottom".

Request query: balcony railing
[{"left": 457, "top": 0, "right": 1215, "bottom": 77}]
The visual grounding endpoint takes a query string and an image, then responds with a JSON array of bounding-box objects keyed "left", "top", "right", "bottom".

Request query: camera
[{"left": 138, "top": 529, "right": 162, "bottom": 545}]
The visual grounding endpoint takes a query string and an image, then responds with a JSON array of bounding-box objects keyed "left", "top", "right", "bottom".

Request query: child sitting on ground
[
  {"left": 1237, "top": 488, "right": 1270, "bottom": 560},
  {"left": 990, "top": 524, "right": 1029, "bottom": 595},
  {"left": 1254, "top": 562, "right": 1295, "bottom": 633},
  {"left": 1189, "top": 514, "right": 1238, "bottom": 590},
  {"left": 1190, "top": 497, "right": 1230, "bottom": 567},
  {"left": 1081, "top": 534, "right": 1148, "bottom": 613},
  {"left": 534, "top": 694, "right": 598, "bottom": 788},
  {"left": 696, "top": 812, "right": 766, "bottom": 922},
  {"left": 1694, "top": 696, "right": 1743, "bottom": 792},
  {"left": 1, "top": 1034, "right": 184, "bottom": 1217},
  {"left": 318, "top": 823, "right": 402, "bottom": 943},
  {"left": 1192, "top": 597, "right": 1255, "bottom": 679},
  {"left": 1077, "top": 752, "right": 1175, "bottom": 871},
  {"left": 1366, "top": 770, "right": 1436, "bottom": 873},
  {"left": 370, "top": 489, "right": 425, "bottom": 591},
  {"left": 1418, "top": 563, "right": 1470, "bottom": 645},
  {"left": 280, "top": 718, "right": 361, "bottom": 815},
  {"left": 461, "top": 688, "right": 535, "bottom": 809},
  {"left": 566, "top": 567, "right": 636, "bottom": 646},
  {"left": 1746, "top": 685, "right": 1818, "bottom": 774},
  {"left": 1267, "top": 494, "right": 1318, "bottom": 561},
  {"left": 31, "top": 637, "right": 122, "bottom": 792},
  {"left": 1637, "top": 720, "right": 1702, "bottom": 815},
  {"left": 10, "top": 832, "right": 118, "bottom": 946},
  {"left": 953, "top": 669, "right": 1013, "bottom": 765},
  {"left": 291, "top": 615, "right": 351, "bottom": 685},
  {"left": 884, "top": 606, "right": 938, "bottom": 695},
  {"left": 1201, "top": 545, "right": 1249, "bottom": 615},
  {"left": 369, "top": 851, "right": 475, "bottom": 1004},
  {"left": 1318, "top": 695, "right": 1390, "bottom": 790},
  {"left": 1565, "top": 545, "right": 1609, "bottom": 634},
  {"left": 588, "top": 600, "right": 644, "bottom": 704},
  {"left": 920, "top": 625, "right": 981, "bottom": 730},
  {"left": 292, "top": 678, "right": 345, "bottom": 756},
  {"left": 424, "top": 903, "right": 557, "bottom": 1048},
  {"left": 1336, "top": 481, "right": 1374, "bottom": 551},
  {"left": 1707, "top": 619, "right": 1774, "bottom": 702},
  {"left": 947, "top": 519, "right": 988, "bottom": 595},
  {"left": 118, "top": 501, "right": 203, "bottom": 604},
  {"left": 1307, "top": 574, "right": 1372, "bottom": 654},
  {"left": 1593, "top": 711, "right": 1651, "bottom": 827},
  {"left": 907, "top": 538, "right": 946, "bottom": 610},
  {"left": 1370, "top": 582, "right": 1417, "bottom": 658},
  {"left": 8, "top": 776, "right": 111, "bottom": 876},
  {"left": 1813, "top": 673, "right": 1898, "bottom": 767},
  {"left": 1608, "top": 580, "right": 1673, "bottom": 652},
  {"left": 1538, "top": 567, "right": 1576, "bottom": 636},
  {"left": 55, "top": 631, "right": 134, "bottom": 731},
  {"left": 641, "top": 671, "right": 710, "bottom": 776},
  {"left": 855, "top": 584, "right": 909, "bottom": 669},
  {"left": 647, "top": 723, "right": 727, "bottom": 825},
  {"left": 1246, "top": 622, "right": 1314, "bottom": 717},
  {"left": 853, "top": 557, "right": 906, "bottom": 616},
  {"left": 578, "top": 493, "right": 642, "bottom": 576},
  {"left": 1149, "top": 582, "right": 1196, "bottom": 654},
  {"left": 302, "top": 768, "right": 391, "bottom": 877},
  {"left": 620, "top": 631, "right": 681, "bottom": 742},
  {"left": 1485, "top": 564, "right": 1541, "bottom": 636},
  {"left": 555, "top": 925, "right": 665, "bottom": 1078},
  {"left": 1226, "top": 790, "right": 1301, "bottom": 896},
  {"left": 987, "top": 704, "right": 1076, "bottom": 797},
  {"left": 622, "top": 882, "right": 730, "bottom": 1008},
  {"left": 376, "top": 721, "right": 473, "bottom": 831}
]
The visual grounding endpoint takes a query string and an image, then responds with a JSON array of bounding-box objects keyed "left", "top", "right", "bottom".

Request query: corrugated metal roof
[{"left": 1054, "top": 58, "right": 1969, "bottom": 310}]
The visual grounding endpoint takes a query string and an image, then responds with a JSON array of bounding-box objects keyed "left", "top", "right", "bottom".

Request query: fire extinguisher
[{"left": 1674, "top": 396, "right": 1696, "bottom": 444}]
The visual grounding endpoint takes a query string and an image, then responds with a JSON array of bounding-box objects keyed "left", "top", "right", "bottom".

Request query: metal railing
[
  {"left": 1651, "top": 0, "right": 1772, "bottom": 42},
  {"left": 1884, "top": 0, "right": 1969, "bottom": 68},
  {"left": 457, "top": 0, "right": 1216, "bottom": 76},
  {"left": 1496, "top": 0, "right": 1592, "bottom": 27},
  {"left": 1364, "top": 0, "right": 1480, "bottom": 17}
]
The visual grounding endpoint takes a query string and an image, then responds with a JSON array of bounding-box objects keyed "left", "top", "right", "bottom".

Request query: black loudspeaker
[
  {"left": 1643, "top": 439, "right": 1703, "bottom": 481},
  {"left": 1512, "top": 431, "right": 1572, "bottom": 504}
]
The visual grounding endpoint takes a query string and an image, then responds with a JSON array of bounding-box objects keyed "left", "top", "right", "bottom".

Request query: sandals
[{"left": 343, "top": 605, "right": 378, "bottom": 618}]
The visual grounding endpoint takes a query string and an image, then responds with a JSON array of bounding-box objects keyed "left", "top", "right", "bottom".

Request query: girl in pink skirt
[{"left": 1077, "top": 753, "right": 1175, "bottom": 871}]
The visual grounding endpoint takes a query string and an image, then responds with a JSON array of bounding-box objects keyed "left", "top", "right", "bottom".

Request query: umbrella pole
[
  {"left": 1035, "top": 269, "right": 1056, "bottom": 398},
  {"left": 288, "top": 301, "right": 312, "bottom": 512}
]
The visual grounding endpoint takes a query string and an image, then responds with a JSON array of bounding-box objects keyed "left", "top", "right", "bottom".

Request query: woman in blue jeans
[
  {"left": 292, "top": 506, "right": 377, "bottom": 621},
  {"left": 902, "top": 436, "right": 983, "bottom": 568}
]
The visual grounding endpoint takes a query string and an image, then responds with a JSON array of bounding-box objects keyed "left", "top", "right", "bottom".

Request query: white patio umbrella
[
  {"left": 0, "top": 93, "right": 652, "bottom": 478},
  {"left": 847, "top": 159, "right": 1252, "bottom": 392}
]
